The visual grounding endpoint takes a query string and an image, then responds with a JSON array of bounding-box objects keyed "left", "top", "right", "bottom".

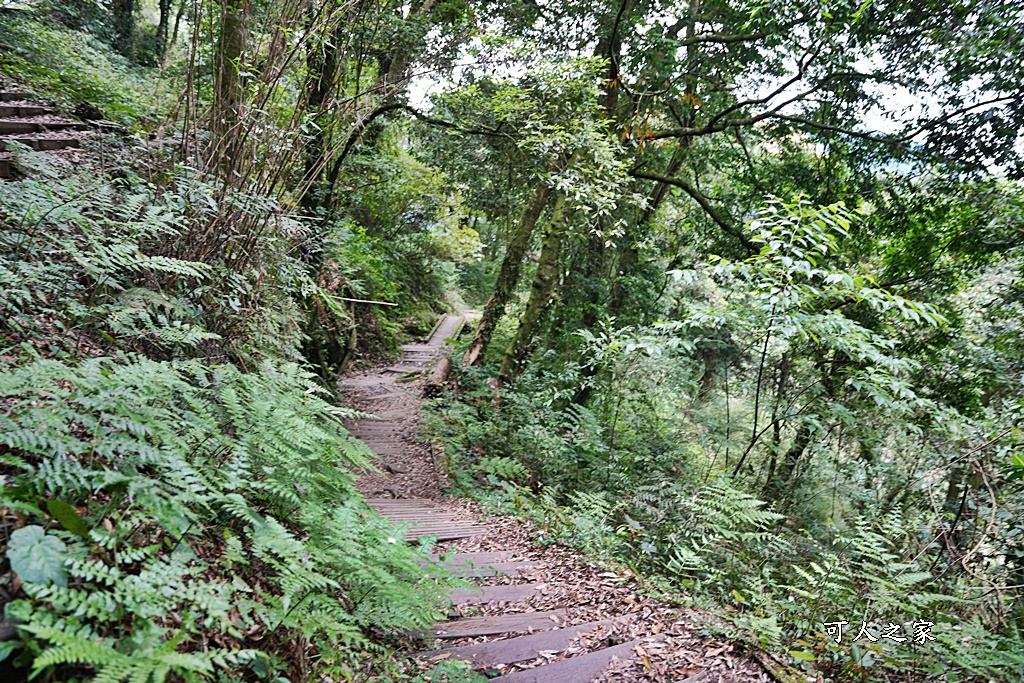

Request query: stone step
[
  {"left": 430, "top": 608, "right": 567, "bottom": 639},
  {"left": 0, "top": 137, "right": 80, "bottom": 152},
  {"left": 425, "top": 618, "right": 620, "bottom": 669},
  {"left": 490, "top": 635, "right": 666, "bottom": 682}
]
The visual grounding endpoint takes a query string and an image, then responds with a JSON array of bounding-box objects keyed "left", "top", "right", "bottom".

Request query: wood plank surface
[
  {"left": 407, "top": 528, "right": 487, "bottom": 541},
  {"left": 489, "top": 635, "right": 665, "bottom": 682},
  {"left": 426, "top": 619, "right": 618, "bottom": 668},
  {"left": 430, "top": 551, "right": 515, "bottom": 564},
  {"left": 445, "top": 583, "right": 545, "bottom": 605},
  {"left": 430, "top": 609, "right": 568, "bottom": 638}
]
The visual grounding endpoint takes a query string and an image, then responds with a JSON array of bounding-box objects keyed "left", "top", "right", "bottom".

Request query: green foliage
[
  {"left": 0, "top": 14, "right": 168, "bottom": 124},
  {"left": 0, "top": 356, "right": 463, "bottom": 680},
  {"left": 6, "top": 526, "right": 68, "bottom": 588},
  {"left": 429, "top": 196, "right": 1024, "bottom": 681}
]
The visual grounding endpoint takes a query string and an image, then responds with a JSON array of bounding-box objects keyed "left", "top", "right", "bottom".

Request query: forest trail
[{"left": 340, "top": 316, "right": 774, "bottom": 683}]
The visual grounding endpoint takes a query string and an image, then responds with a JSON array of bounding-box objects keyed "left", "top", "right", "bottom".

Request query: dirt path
[{"left": 340, "top": 316, "right": 781, "bottom": 683}]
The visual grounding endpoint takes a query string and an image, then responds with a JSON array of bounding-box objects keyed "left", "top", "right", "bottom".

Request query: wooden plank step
[
  {"left": 367, "top": 498, "right": 436, "bottom": 505},
  {"left": 366, "top": 446, "right": 410, "bottom": 456},
  {"left": 388, "top": 517, "right": 470, "bottom": 526},
  {"left": 430, "top": 609, "right": 567, "bottom": 639},
  {"left": 0, "top": 120, "right": 89, "bottom": 134},
  {"left": 380, "top": 512, "right": 465, "bottom": 520},
  {"left": 376, "top": 511, "right": 460, "bottom": 519},
  {"left": 366, "top": 499, "right": 436, "bottom": 507},
  {"left": 440, "top": 560, "right": 541, "bottom": 579},
  {"left": 386, "top": 365, "right": 427, "bottom": 373},
  {"left": 0, "top": 138, "right": 80, "bottom": 152},
  {"left": 0, "top": 93, "right": 31, "bottom": 102},
  {"left": 425, "top": 619, "right": 619, "bottom": 669},
  {"left": 405, "top": 522, "right": 490, "bottom": 534},
  {"left": 430, "top": 551, "right": 515, "bottom": 564},
  {"left": 446, "top": 583, "right": 545, "bottom": 605},
  {"left": 0, "top": 105, "right": 51, "bottom": 117},
  {"left": 490, "top": 635, "right": 666, "bottom": 682},
  {"left": 407, "top": 527, "right": 486, "bottom": 542},
  {"left": 0, "top": 120, "right": 35, "bottom": 134},
  {"left": 374, "top": 507, "right": 455, "bottom": 516}
]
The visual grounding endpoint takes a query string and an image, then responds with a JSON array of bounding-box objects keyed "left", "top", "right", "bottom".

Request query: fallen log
[{"left": 422, "top": 356, "right": 452, "bottom": 397}]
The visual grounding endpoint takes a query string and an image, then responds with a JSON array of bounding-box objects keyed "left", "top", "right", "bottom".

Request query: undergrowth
[
  {"left": 423, "top": 364, "right": 1024, "bottom": 682},
  {"left": 0, "top": 14, "right": 169, "bottom": 124},
  {"left": 0, "top": 357, "right": 464, "bottom": 681},
  {"left": 0, "top": 149, "right": 482, "bottom": 681}
]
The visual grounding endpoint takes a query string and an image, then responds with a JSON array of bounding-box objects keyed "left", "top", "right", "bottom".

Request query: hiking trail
[{"left": 341, "top": 314, "right": 782, "bottom": 683}]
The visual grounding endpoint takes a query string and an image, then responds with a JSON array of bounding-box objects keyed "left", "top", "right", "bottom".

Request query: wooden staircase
[{"left": 0, "top": 91, "right": 89, "bottom": 179}]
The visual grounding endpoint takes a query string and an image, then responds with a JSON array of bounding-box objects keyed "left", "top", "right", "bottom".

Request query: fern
[{"left": 0, "top": 356, "right": 462, "bottom": 680}]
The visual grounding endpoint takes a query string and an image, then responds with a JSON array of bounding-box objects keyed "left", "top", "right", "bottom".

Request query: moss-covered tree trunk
[
  {"left": 156, "top": 0, "right": 173, "bottom": 61},
  {"left": 462, "top": 177, "right": 553, "bottom": 366},
  {"left": 212, "top": 0, "right": 249, "bottom": 173},
  {"left": 761, "top": 423, "right": 811, "bottom": 503},
  {"left": 499, "top": 194, "right": 574, "bottom": 382},
  {"left": 111, "top": 0, "right": 135, "bottom": 59},
  {"left": 301, "top": 23, "right": 341, "bottom": 218},
  {"left": 608, "top": 142, "right": 686, "bottom": 316}
]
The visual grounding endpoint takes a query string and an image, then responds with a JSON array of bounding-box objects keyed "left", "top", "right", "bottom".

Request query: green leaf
[
  {"left": 788, "top": 650, "right": 816, "bottom": 661},
  {"left": 7, "top": 525, "right": 68, "bottom": 587},
  {"left": 0, "top": 640, "right": 19, "bottom": 663},
  {"left": 47, "top": 499, "right": 90, "bottom": 538}
]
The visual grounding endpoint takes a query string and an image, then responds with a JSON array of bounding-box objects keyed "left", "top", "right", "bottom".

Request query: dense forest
[{"left": 0, "top": 0, "right": 1022, "bottom": 681}]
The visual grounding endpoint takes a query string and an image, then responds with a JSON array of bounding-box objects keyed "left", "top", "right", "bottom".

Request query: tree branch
[{"left": 630, "top": 169, "right": 755, "bottom": 253}]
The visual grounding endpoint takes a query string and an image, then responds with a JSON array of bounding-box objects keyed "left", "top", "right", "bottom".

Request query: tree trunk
[
  {"left": 499, "top": 194, "right": 574, "bottom": 381},
  {"left": 212, "top": 0, "right": 250, "bottom": 173},
  {"left": 111, "top": 0, "right": 135, "bottom": 59},
  {"left": 607, "top": 143, "right": 687, "bottom": 316},
  {"left": 463, "top": 176, "right": 553, "bottom": 366},
  {"left": 156, "top": 0, "right": 172, "bottom": 61},
  {"left": 762, "top": 423, "right": 811, "bottom": 502},
  {"left": 169, "top": 0, "right": 188, "bottom": 62},
  {"left": 301, "top": 23, "right": 341, "bottom": 218},
  {"left": 760, "top": 355, "right": 790, "bottom": 488}
]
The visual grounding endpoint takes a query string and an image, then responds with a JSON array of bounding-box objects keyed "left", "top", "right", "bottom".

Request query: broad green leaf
[
  {"left": 788, "top": 650, "right": 816, "bottom": 661},
  {"left": 7, "top": 525, "right": 68, "bottom": 587},
  {"left": 47, "top": 499, "right": 90, "bottom": 538}
]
